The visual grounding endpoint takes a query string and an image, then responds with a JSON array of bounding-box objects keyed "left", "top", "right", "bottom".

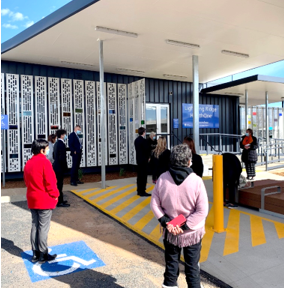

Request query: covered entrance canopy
[
  {"left": 201, "top": 75, "right": 284, "bottom": 106},
  {"left": 2, "top": 0, "right": 284, "bottom": 84}
]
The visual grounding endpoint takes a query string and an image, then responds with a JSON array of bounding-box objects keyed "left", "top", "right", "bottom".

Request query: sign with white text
[{"left": 182, "top": 104, "right": 219, "bottom": 128}]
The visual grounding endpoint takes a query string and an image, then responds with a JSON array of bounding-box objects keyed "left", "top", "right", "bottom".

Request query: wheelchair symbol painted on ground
[{"left": 21, "top": 241, "right": 105, "bottom": 282}]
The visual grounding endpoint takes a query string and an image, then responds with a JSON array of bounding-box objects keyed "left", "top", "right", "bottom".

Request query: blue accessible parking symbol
[{"left": 21, "top": 241, "right": 105, "bottom": 282}]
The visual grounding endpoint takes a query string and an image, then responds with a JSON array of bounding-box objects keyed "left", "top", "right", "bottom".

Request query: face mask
[
  {"left": 245, "top": 133, "right": 249, "bottom": 137},
  {"left": 64, "top": 135, "right": 67, "bottom": 140},
  {"left": 77, "top": 130, "right": 81, "bottom": 134},
  {"left": 45, "top": 149, "right": 50, "bottom": 156},
  {"left": 153, "top": 137, "right": 156, "bottom": 140}
]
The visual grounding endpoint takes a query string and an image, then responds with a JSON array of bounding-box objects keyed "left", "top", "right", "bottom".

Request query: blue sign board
[
  {"left": 280, "top": 113, "right": 282, "bottom": 116},
  {"left": 182, "top": 104, "right": 219, "bottom": 128},
  {"left": 21, "top": 241, "right": 105, "bottom": 282},
  {"left": 1, "top": 115, "right": 8, "bottom": 130},
  {"left": 173, "top": 118, "right": 179, "bottom": 129},
  {"left": 269, "top": 127, "right": 273, "bottom": 130}
]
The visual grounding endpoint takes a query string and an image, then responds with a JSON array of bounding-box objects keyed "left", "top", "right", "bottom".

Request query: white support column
[
  {"left": 192, "top": 55, "right": 199, "bottom": 154},
  {"left": 245, "top": 89, "right": 248, "bottom": 129},
  {"left": 265, "top": 91, "right": 269, "bottom": 147},
  {"left": 99, "top": 40, "right": 106, "bottom": 189}
]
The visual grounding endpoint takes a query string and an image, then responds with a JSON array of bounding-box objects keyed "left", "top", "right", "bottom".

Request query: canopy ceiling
[
  {"left": 201, "top": 75, "right": 284, "bottom": 105},
  {"left": 2, "top": 0, "right": 284, "bottom": 85}
]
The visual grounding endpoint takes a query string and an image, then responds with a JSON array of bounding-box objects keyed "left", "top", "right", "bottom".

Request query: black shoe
[
  {"left": 38, "top": 252, "right": 57, "bottom": 264},
  {"left": 57, "top": 202, "right": 70, "bottom": 207},
  {"left": 31, "top": 250, "right": 40, "bottom": 263},
  {"left": 228, "top": 203, "right": 238, "bottom": 209},
  {"left": 70, "top": 182, "right": 78, "bottom": 186},
  {"left": 63, "top": 200, "right": 68, "bottom": 204},
  {"left": 77, "top": 180, "right": 84, "bottom": 184},
  {"left": 139, "top": 193, "right": 151, "bottom": 197}
]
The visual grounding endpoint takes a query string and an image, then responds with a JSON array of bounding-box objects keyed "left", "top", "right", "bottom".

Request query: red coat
[{"left": 24, "top": 153, "right": 59, "bottom": 209}]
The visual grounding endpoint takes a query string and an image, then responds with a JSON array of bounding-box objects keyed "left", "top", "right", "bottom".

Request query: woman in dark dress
[
  {"left": 240, "top": 128, "right": 258, "bottom": 180},
  {"left": 183, "top": 136, "right": 204, "bottom": 178},
  {"left": 151, "top": 136, "right": 171, "bottom": 183}
]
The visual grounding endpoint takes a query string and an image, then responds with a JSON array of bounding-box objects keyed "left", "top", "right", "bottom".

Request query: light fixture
[
  {"left": 95, "top": 26, "right": 138, "bottom": 38},
  {"left": 61, "top": 60, "right": 96, "bottom": 67},
  {"left": 165, "top": 39, "right": 200, "bottom": 49},
  {"left": 116, "top": 68, "right": 145, "bottom": 75},
  {"left": 221, "top": 50, "right": 249, "bottom": 58},
  {"left": 163, "top": 74, "right": 188, "bottom": 79},
  {"left": 225, "top": 92, "right": 244, "bottom": 96}
]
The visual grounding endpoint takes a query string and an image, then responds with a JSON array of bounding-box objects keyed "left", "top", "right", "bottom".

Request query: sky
[{"left": 1, "top": 0, "right": 71, "bottom": 43}]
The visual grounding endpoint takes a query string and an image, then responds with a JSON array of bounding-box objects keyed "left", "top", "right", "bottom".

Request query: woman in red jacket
[{"left": 24, "top": 139, "right": 59, "bottom": 264}]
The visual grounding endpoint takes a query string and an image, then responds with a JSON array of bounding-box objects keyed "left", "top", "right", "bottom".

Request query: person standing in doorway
[
  {"left": 240, "top": 128, "right": 258, "bottom": 180},
  {"left": 134, "top": 127, "right": 151, "bottom": 197},
  {"left": 69, "top": 125, "right": 84, "bottom": 186},
  {"left": 24, "top": 139, "right": 59, "bottom": 263},
  {"left": 53, "top": 129, "right": 70, "bottom": 208},
  {"left": 47, "top": 134, "right": 56, "bottom": 164},
  {"left": 147, "top": 131, "right": 157, "bottom": 154}
]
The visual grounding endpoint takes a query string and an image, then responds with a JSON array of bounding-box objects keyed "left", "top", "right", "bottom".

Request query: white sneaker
[{"left": 162, "top": 285, "right": 178, "bottom": 288}]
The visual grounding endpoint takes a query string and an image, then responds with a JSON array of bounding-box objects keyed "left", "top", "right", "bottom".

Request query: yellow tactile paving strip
[{"left": 71, "top": 183, "right": 284, "bottom": 263}]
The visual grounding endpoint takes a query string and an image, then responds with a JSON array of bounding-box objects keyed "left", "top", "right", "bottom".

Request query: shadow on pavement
[{"left": 1, "top": 237, "right": 24, "bottom": 257}]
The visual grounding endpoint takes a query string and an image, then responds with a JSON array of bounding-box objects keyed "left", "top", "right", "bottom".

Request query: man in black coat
[
  {"left": 53, "top": 129, "right": 70, "bottom": 207},
  {"left": 69, "top": 125, "right": 84, "bottom": 186},
  {"left": 134, "top": 127, "right": 151, "bottom": 197}
]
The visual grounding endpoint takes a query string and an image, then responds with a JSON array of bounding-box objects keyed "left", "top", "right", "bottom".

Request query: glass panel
[
  {"left": 146, "top": 105, "right": 157, "bottom": 133},
  {"left": 161, "top": 106, "right": 168, "bottom": 133}
]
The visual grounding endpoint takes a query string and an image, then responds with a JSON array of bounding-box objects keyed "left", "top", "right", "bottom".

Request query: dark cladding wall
[
  {"left": 2, "top": 60, "right": 239, "bottom": 152},
  {"left": 145, "top": 78, "right": 239, "bottom": 151}
]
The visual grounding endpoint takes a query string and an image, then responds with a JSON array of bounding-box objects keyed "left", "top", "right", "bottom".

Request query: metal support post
[
  {"left": 213, "top": 154, "right": 225, "bottom": 233},
  {"left": 245, "top": 89, "right": 248, "bottom": 129},
  {"left": 192, "top": 55, "right": 199, "bottom": 154},
  {"left": 99, "top": 40, "right": 106, "bottom": 189},
  {"left": 2, "top": 130, "right": 6, "bottom": 187},
  {"left": 265, "top": 91, "right": 269, "bottom": 170}
]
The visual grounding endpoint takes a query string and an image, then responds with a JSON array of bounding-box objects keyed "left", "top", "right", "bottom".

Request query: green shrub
[
  {"left": 78, "top": 169, "right": 83, "bottom": 180},
  {"left": 119, "top": 168, "right": 125, "bottom": 177}
]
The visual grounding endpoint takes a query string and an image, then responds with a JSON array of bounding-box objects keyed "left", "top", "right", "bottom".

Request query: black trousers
[
  {"left": 30, "top": 209, "right": 52, "bottom": 253},
  {"left": 71, "top": 152, "right": 82, "bottom": 183},
  {"left": 137, "top": 162, "right": 148, "bottom": 194},
  {"left": 223, "top": 181, "right": 237, "bottom": 204},
  {"left": 55, "top": 171, "right": 64, "bottom": 204},
  {"left": 163, "top": 239, "right": 201, "bottom": 288}
]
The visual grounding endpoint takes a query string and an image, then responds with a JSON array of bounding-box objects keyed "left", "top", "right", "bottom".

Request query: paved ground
[{"left": 1, "top": 192, "right": 216, "bottom": 288}]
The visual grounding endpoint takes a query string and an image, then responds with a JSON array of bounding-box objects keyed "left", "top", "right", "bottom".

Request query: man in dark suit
[
  {"left": 53, "top": 129, "right": 70, "bottom": 207},
  {"left": 69, "top": 125, "right": 84, "bottom": 186},
  {"left": 134, "top": 127, "right": 151, "bottom": 197}
]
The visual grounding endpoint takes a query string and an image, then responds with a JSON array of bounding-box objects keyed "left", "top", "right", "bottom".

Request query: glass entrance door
[{"left": 146, "top": 104, "right": 170, "bottom": 147}]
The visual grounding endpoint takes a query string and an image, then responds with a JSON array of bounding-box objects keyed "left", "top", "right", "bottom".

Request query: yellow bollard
[{"left": 213, "top": 154, "right": 225, "bottom": 233}]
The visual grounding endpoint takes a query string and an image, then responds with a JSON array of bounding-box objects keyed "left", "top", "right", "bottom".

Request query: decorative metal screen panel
[
  {"left": 61, "top": 79, "right": 73, "bottom": 168},
  {"left": 118, "top": 84, "right": 128, "bottom": 164},
  {"left": 97, "top": 82, "right": 108, "bottom": 166},
  {"left": 139, "top": 79, "right": 146, "bottom": 128},
  {"left": 35, "top": 76, "right": 47, "bottom": 141},
  {"left": 21, "top": 75, "right": 34, "bottom": 170},
  {"left": 73, "top": 79, "right": 85, "bottom": 167},
  {"left": 6, "top": 74, "right": 21, "bottom": 172},
  {"left": 48, "top": 77, "right": 60, "bottom": 136},
  {"left": 128, "top": 83, "right": 136, "bottom": 165},
  {"left": 85, "top": 81, "right": 97, "bottom": 167},
  {"left": 1, "top": 73, "right": 5, "bottom": 172},
  {"left": 107, "top": 83, "right": 118, "bottom": 165}
]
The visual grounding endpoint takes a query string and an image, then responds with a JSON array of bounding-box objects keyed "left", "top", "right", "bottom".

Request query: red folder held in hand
[{"left": 168, "top": 214, "right": 186, "bottom": 227}]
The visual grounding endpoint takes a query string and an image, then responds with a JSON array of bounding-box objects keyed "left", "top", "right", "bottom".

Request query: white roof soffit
[
  {"left": 201, "top": 75, "right": 284, "bottom": 105},
  {"left": 2, "top": 0, "right": 284, "bottom": 83}
]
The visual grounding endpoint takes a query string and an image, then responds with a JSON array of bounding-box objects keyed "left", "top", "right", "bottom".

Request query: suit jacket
[
  {"left": 53, "top": 139, "right": 68, "bottom": 174},
  {"left": 222, "top": 153, "right": 242, "bottom": 185},
  {"left": 134, "top": 136, "right": 149, "bottom": 165},
  {"left": 240, "top": 135, "right": 258, "bottom": 163},
  {"left": 69, "top": 132, "right": 81, "bottom": 156},
  {"left": 191, "top": 153, "right": 204, "bottom": 178}
]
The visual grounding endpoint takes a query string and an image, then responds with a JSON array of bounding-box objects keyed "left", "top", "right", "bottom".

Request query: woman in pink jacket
[{"left": 150, "top": 144, "right": 209, "bottom": 288}]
